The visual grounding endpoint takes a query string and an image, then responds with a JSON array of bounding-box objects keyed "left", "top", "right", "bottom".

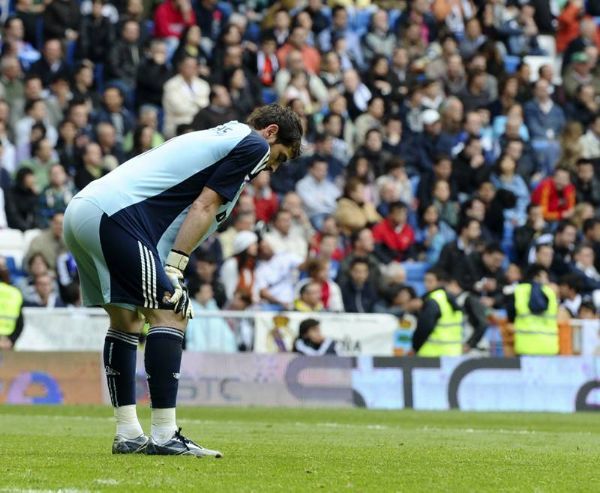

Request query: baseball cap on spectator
[
  {"left": 232, "top": 231, "right": 258, "bottom": 255},
  {"left": 422, "top": 109, "right": 440, "bottom": 126},
  {"left": 572, "top": 52, "right": 589, "bottom": 64}
]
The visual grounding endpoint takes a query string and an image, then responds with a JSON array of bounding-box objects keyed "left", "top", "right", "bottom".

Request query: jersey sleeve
[{"left": 206, "top": 132, "right": 270, "bottom": 202}]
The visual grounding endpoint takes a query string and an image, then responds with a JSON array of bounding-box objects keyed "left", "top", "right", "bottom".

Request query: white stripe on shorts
[{"left": 138, "top": 241, "right": 150, "bottom": 308}]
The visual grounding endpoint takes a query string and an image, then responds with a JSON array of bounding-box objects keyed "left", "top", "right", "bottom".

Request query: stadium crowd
[{"left": 2, "top": 0, "right": 600, "bottom": 351}]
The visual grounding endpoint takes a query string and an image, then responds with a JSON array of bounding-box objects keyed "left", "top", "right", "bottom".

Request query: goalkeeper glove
[{"left": 164, "top": 250, "right": 194, "bottom": 319}]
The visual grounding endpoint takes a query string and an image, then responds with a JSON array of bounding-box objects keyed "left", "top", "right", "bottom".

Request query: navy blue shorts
[{"left": 63, "top": 198, "right": 174, "bottom": 311}]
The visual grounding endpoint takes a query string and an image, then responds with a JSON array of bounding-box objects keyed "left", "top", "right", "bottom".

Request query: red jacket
[
  {"left": 154, "top": 0, "right": 196, "bottom": 39},
  {"left": 531, "top": 178, "right": 576, "bottom": 221},
  {"left": 254, "top": 191, "right": 279, "bottom": 223},
  {"left": 372, "top": 218, "right": 415, "bottom": 260}
]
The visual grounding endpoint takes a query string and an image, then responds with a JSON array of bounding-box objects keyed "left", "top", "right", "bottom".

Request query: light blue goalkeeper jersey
[{"left": 75, "top": 121, "right": 270, "bottom": 260}]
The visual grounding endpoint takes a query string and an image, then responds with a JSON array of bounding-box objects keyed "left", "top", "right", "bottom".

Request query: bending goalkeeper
[{"left": 63, "top": 104, "right": 303, "bottom": 457}]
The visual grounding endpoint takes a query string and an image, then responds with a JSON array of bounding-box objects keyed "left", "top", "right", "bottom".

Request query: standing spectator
[
  {"left": 531, "top": 166, "right": 576, "bottom": 222},
  {"left": 38, "top": 163, "right": 75, "bottom": 226},
  {"left": 5, "top": 167, "right": 39, "bottom": 231},
  {"left": 296, "top": 157, "right": 340, "bottom": 229},
  {"left": 24, "top": 212, "right": 66, "bottom": 270},
  {"left": 136, "top": 40, "right": 171, "bottom": 110},
  {"left": 162, "top": 56, "right": 209, "bottom": 138},
  {"left": 106, "top": 20, "right": 143, "bottom": 95},
  {"left": 372, "top": 201, "right": 415, "bottom": 263},
  {"left": 340, "top": 257, "right": 377, "bottom": 313},
  {"left": 77, "top": 0, "right": 115, "bottom": 65},
  {"left": 43, "top": 0, "right": 80, "bottom": 43}
]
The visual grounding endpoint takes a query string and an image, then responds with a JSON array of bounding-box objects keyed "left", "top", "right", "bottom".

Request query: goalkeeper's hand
[{"left": 164, "top": 250, "right": 194, "bottom": 319}]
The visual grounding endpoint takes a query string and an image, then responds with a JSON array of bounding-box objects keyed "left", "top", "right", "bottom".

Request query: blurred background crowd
[{"left": 2, "top": 0, "right": 600, "bottom": 347}]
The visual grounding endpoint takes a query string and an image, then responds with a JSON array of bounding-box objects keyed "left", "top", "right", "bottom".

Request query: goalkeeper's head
[{"left": 247, "top": 104, "right": 303, "bottom": 172}]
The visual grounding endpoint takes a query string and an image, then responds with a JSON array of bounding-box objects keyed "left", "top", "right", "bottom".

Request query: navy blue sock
[
  {"left": 103, "top": 329, "right": 139, "bottom": 407},
  {"left": 144, "top": 326, "right": 184, "bottom": 409}
]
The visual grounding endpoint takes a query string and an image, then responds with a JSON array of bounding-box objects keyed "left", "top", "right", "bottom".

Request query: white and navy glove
[{"left": 164, "top": 250, "right": 194, "bottom": 319}]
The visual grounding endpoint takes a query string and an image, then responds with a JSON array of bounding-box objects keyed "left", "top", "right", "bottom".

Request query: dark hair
[
  {"left": 525, "top": 263, "right": 548, "bottom": 281},
  {"left": 350, "top": 257, "right": 369, "bottom": 270},
  {"left": 25, "top": 98, "right": 43, "bottom": 114},
  {"left": 484, "top": 242, "right": 504, "bottom": 256},
  {"left": 343, "top": 176, "right": 363, "bottom": 199},
  {"left": 458, "top": 216, "right": 479, "bottom": 233},
  {"left": 300, "top": 281, "right": 319, "bottom": 297},
  {"left": 576, "top": 158, "right": 594, "bottom": 167},
  {"left": 389, "top": 201, "right": 408, "bottom": 213},
  {"left": 579, "top": 300, "right": 596, "bottom": 315},
  {"left": 246, "top": 104, "right": 303, "bottom": 159},
  {"left": 559, "top": 273, "right": 583, "bottom": 291},
  {"left": 556, "top": 220, "right": 576, "bottom": 235},
  {"left": 535, "top": 242, "right": 552, "bottom": 253},
  {"left": 584, "top": 217, "right": 600, "bottom": 233},
  {"left": 298, "top": 318, "right": 320, "bottom": 338},
  {"left": 425, "top": 267, "right": 449, "bottom": 283}
]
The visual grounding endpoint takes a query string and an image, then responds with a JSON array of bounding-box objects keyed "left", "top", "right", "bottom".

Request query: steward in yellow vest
[
  {"left": 0, "top": 281, "right": 24, "bottom": 349},
  {"left": 413, "top": 269, "right": 464, "bottom": 356},
  {"left": 507, "top": 265, "right": 558, "bottom": 355}
]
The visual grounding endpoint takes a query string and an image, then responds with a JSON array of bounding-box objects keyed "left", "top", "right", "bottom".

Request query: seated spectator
[
  {"left": 294, "top": 281, "right": 324, "bottom": 312},
  {"left": 340, "top": 257, "right": 377, "bottom": 313},
  {"left": 361, "top": 9, "right": 396, "bottom": 65},
  {"left": 6, "top": 167, "right": 39, "bottom": 231},
  {"left": 296, "top": 157, "right": 340, "bottom": 229},
  {"left": 354, "top": 96, "right": 385, "bottom": 146},
  {"left": 30, "top": 39, "right": 71, "bottom": 88},
  {"left": 38, "top": 163, "right": 75, "bottom": 227},
  {"left": 524, "top": 78, "right": 566, "bottom": 141},
  {"left": 579, "top": 113, "right": 600, "bottom": 161},
  {"left": 24, "top": 212, "right": 66, "bottom": 271},
  {"left": 15, "top": 252, "right": 52, "bottom": 303},
  {"left": 459, "top": 69, "right": 493, "bottom": 113},
  {"left": 191, "top": 85, "right": 239, "bottom": 131},
  {"left": 190, "top": 252, "right": 226, "bottom": 308},
  {"left": 531, "top": 166, "right": 576, "bottom": 222},
  {"left": 417, "top": 155, "right": 456, "bottom": 208},
  {"left": 513, "top": 204, "right": 551, "bottom": 267},
  {"left": 337, "top": 228, "right": 381, "bottom": 288},
  {"left": 550, "top": 221, "right": 579, "bottom": 280},
  {"left": 19, "top": 138, "right": 57, "bottom": 191},
  {"left": 572, "top": 244, "right": 600, "bottom": 294},
  {"left": 452, "top": 136, "right": 489, "bottom": 198},
  {"left": 253, "top": 237, "right": 303, "bottom": 310},
  {"left": 375, "top": 158, "right": 414, "bottom": 209},
  {"left": 293, "top": 318, "right": 337, "bottom": 355},
  {"left": 296, "top": 258, "right": 344, "bottom": 312},
  {"left": 374, "top": 283, "right": 422, "bottom": 318},
  {"left": 186, "top": 281, "right": 237, "bottom": 352},
  {"left": 126, "top": 125, "right": 154, "bottom": 160},
  {"left": 415, "top": 204, "right": 456, "bottom": 265},
  {"left": 43, "top": 0, "right": 80, "bottom": 42},
  {"left": 75, "top": 143, "right": 108, "bottom": 190},
  {"left": 23, "top": 272, "right": 65, "bottom": 308},
  {"left": 334, "top": 177, "right": 381, "bottom": 236},
  {"left": 106, "top": 20, "right": 142, "bottom": 95},
  {"left": 15, "top": 99, "right": 58, "bottom": 156},
  {"left": 372, "top": 201, "right": 415, "bottom": 263},
  {"left": 429, "top": 179, "right": 460, "bottom": 229},
  {"left": 154, "top": 0, "right": 196, "bottom": 51},
  {"left": 436, "top": 217, "right": 481, "bottom": 280},
  {"left": 558, "top": 273, "right": 584, "bottom": 317},
  {"left": 77, "top": 0, "right": 115, "bottom": 66},
  {"left": 227, "top": 67, "right": 261, "bottom": 118},
  {"left": 462, "top": 243, "right": 507, "bottom": 308},
  {"left": 94, "top": 87, "right": 135, "bottom": 145},
  {"left": 245, "top": 171, "right": 278, "bottom": 224},
  {"left": 263, "top": 208, "right": 308, "bottom": 259},
  {"left": 162, "top": 56, "right": 209, "bottom": 138},
  {"left": 573, "top": 158, "right": 600, "bottom": 211},
  {"left": 220, "top": 231, "right": 258, "bottom": 302},
  {"left": 277, "top": 25, "right": 321, "bottom": 75},
  {"left": 405, "top": 109, "right": 454, "bottom": 174}
]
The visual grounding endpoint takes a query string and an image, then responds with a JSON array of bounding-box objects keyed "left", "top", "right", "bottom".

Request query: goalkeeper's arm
[{"left": 163, "top": 187, "right": 223, "bottom": 316}]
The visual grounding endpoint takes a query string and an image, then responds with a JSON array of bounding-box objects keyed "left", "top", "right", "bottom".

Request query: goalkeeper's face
[{"left": 267, "top": 143, "right": 293, "bottom": 172}]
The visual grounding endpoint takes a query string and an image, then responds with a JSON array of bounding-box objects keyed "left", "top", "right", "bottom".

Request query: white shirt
[{"left": 253, "top": 252, "right": 303, "bottom": 305}]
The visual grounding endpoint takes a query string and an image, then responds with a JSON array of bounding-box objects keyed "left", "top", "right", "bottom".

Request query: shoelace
[{"left": 174, "top": 428, "right": 202, "bottom": 451}]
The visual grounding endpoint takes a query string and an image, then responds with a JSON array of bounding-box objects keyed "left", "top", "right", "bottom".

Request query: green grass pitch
[{"left": 1, "top": 406, "right": 599, "bottom": 492}]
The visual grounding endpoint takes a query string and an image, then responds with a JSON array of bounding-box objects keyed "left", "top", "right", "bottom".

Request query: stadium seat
[
  {"left": 402, "top": 262, "right": 428, "bottom": 283},
  {"left": 523, "top": 55, "right": 554, "bottom": 81},
  {"left": 503, "top": 55, "right": 521, "bottom": 75},
  {"left": 0, "top": 228, "right": 24, "bottom": 251}
]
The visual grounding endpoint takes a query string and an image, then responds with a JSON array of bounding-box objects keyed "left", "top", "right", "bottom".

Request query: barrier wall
[{"left": 2, "top": 352, "right": 599, "bottom": 412}]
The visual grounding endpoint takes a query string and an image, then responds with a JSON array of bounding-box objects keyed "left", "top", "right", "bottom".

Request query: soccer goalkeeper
[{"left": 63, "top": 104, "right": 302, "bottom": 457}]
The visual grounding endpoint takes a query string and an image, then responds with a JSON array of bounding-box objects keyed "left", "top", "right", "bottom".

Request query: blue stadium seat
[
  {"left": 403, "top": 262, "right": 429, "bottom": 283},
  {"left": 504, "top": 55, "right": 521, "bottom": 74},
  {"left": 262, "top": 88, "right": 278, "bottom": 104}
]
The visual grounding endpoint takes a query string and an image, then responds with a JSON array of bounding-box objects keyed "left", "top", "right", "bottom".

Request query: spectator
[
  {"left": 246, "top": 171, "right": 278, "bottom": 224},
  {"left": 263, "top": 208, "right": 308, "bottom": 259},
  {"left": 226, "top": 67, "right": 260, "bottom": 118},
  {"left": 490, "top": 154, "right": 530, "bottom": 225},
  {"left": 94, "top": 86, "right": 135, "bottom": 145},
  {"left": 15, "top": 98, "right": 58, "bottom": 155},
  {"left": 293, "top": 318, "right": 337, "bottom": 355},
  {"left": 372, "top": 201, "right": 415, "bottom": 263},
  {"left": 154, "top": 0, "right": 196, "bottom": 48},
  {"left": 24, "top": 212, "right": 66, "bottom": 271},
  {"left": 436, "top": 217, "right": 481, "bottom": 279},
  {"left": 277, "top": 25, "right": 320, "bottom": 75},
  {"left": 462, "top": 242, "right": 507, "bottom": 307},
  {"left": 318, "top": 5, "right": 363, "bottom": 68},
  {"left": 531, "top": 166, "right": 576, "bottom": 222},
  {"left": 340, "top": 257, "right": 377, "bottom": 313},
  {"left": 6, "top": 167, "right": 39, "bottom": 231},
  {"left": 296, "top": 157, "right": 340, "bottom": 229},
  {"left": 354, "top": 96, "right": 385, "bottom": 146},
  {"left": 186, "top": 281, "right": 237, "bottom": 352},
  {"left": 19, "top": 138, "right": 57, "bottom": 191},
  {"left": 429, "top": 179, "right": 459, "bottom": 229},
  {"left": 220, "top": 231, "right": 258, "bottom": 302},
  {"left": 296, "top": 258, "right": 343, "bottom": 312},
  {"left": 294, "top": 281, "right": 324, "bottom": 312},
  {"left": 573, "top": 158, "right": 600, "bottom": 210},
  {"left": 415, "top": 203, "right": 457, "bottom": 265},
  {"left": 253, "top": 237, "right": 303, "bottom": 310},
  {"left": 361, "top": 9, "right": 396, "bottom": 64},
  {"left": 43, "top": 0, "right": 80, "bottom": 41},
  {"left": 550, "top": 221, "right": 578, "bottom": 279},
  {"left": 524, "top": 78, "right": 566, "bottom": 142},
  {"left": 191, "top": 84, "right": 238, "bottom": 131},
  {"left": 74, "top": 142, "right": 107, "bottom": 190},
  {"left": 106, "top": 20, "right": 142, "bottom": 94},
  {"left": 162, "top": 56, "right": 209, "bottom": 138},
  {"left": 578, "top": 113, "right": 600, "bottom": 160},
  {"left": 23, "top": 272, "right": 66, "bottom": 308},
  {"left": 334, "top": 177, "right": 381, "bottom": 236},
  {"left": 77, "top": 0, "right": 115, "bottom": 65},
  {"left": 513, "top": 204, "right": 551, "bottom": 267},
  {"left": 30, "top": 39, "right": 70, "bottom": 88},
  {"left": 38, "top": 163, "right": 75, "bottom": 226}
]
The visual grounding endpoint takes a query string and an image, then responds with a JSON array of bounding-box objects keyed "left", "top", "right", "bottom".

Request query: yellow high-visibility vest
[
  {"left": 514, "top": 283, "right": 558, "bottom": 355},
  {"left": 0, "top": 282, "right": 23, "bottom": 337},
  {"left": 417, "top": 289, "right": 463, "bottom": 357}
]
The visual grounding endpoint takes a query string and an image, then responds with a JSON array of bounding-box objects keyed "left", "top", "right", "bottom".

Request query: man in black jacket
[
  {"left": 190, "top": 85, "right": 239, "bottom": 131},
  {"left": 107, "top": 19, "right": 142, "bottom": 92},
  {"left": 461, "top": 242, "right": 507, "bottom": 308},
  {"left": 29, "top": 39, "right": 70, "bottom": 88},
  {"left": 135, "top": 40, "right": 171, "bottom": 109},
  {"left": 436, "top": 217, "right": 481, "bottom": 281},
  {"left": 340, "top": 257, "right": 378, "bottom": 313}
]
